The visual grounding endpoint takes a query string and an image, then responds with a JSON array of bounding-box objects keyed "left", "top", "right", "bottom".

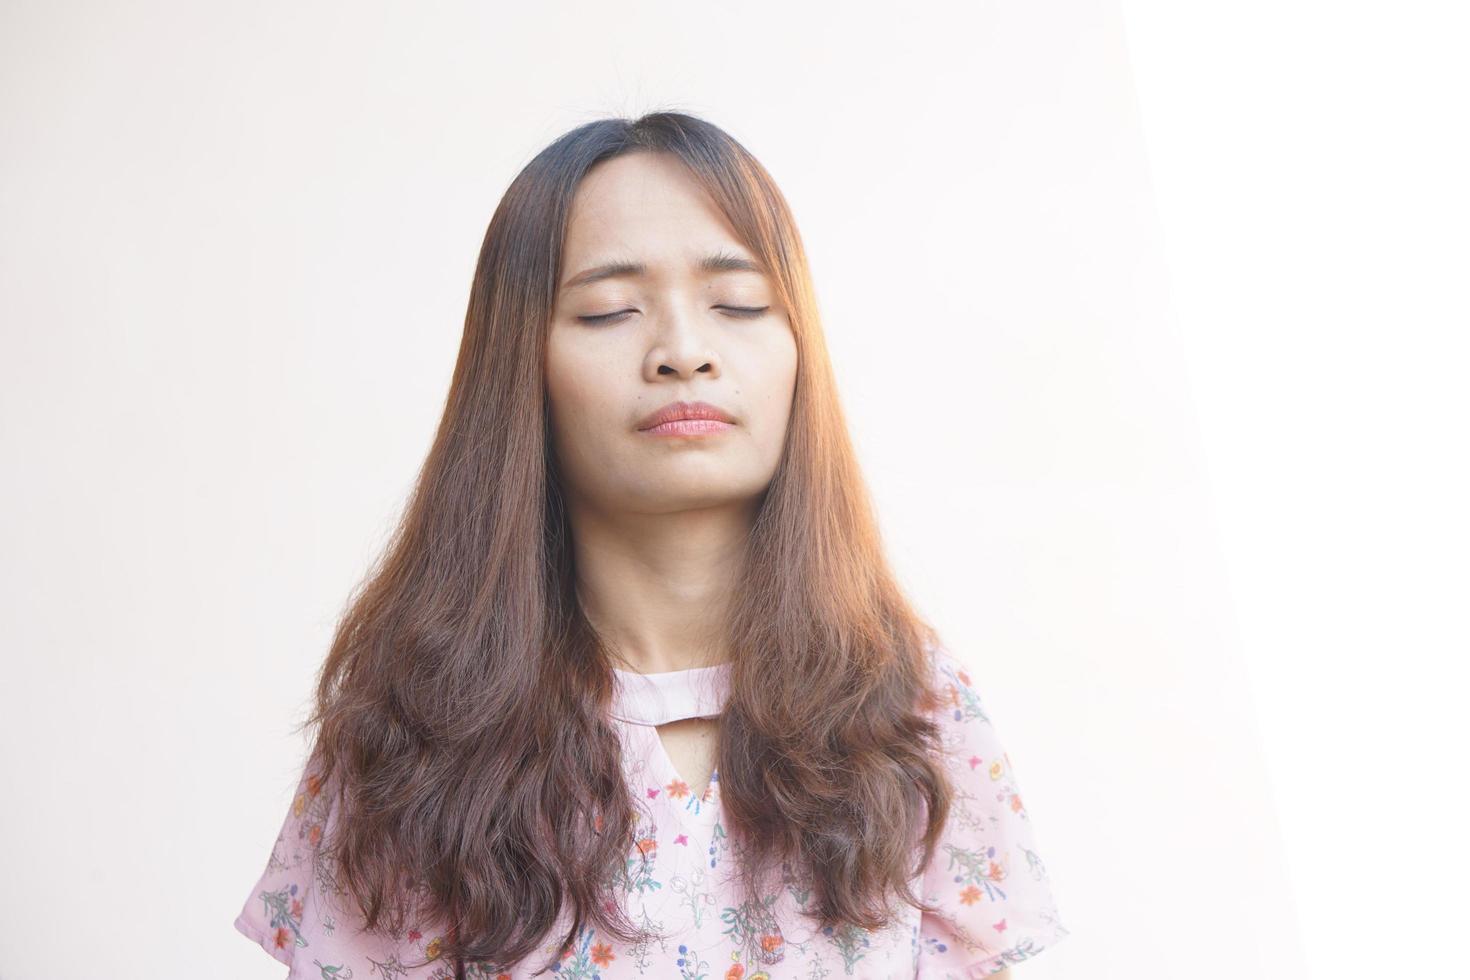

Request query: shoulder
[
  {"left": 913, "top": 641, "right": 1071, "bottom": 976},
  {"left": 921, "top": 642, "right": 998, "bottom": 736},
  {"left": 233, "top": 758, "right": 448, "bottom": 973}
]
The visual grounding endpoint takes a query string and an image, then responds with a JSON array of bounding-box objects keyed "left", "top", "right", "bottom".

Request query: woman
[{"left": 234, "top": 112, "right": 1069, "bottom": 979}]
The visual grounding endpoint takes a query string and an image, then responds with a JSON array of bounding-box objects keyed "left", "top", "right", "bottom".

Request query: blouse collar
[{"left": 609, "top": 661, "right": 733, "bottom": 726}]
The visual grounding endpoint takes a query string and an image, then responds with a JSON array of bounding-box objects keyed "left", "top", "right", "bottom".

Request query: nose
[{"left": 644, "top": 302, "right": 723, "bottom": 379}]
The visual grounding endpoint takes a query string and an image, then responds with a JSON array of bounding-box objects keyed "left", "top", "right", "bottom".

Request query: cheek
[
  {"left": 750, "top": 326, "right": 799, "bottom": 417},
  {"left": 545, "top": 346, "right": 594, "bottom": 460},
  {"left": 722, "top": 337, "right": 796, "bottom": 460},
  {"left": 546, "top": 335, "right": 599, "bottom": 420},
  {"left": 545, "top": 335, "right": 626, "bottom": 455}
]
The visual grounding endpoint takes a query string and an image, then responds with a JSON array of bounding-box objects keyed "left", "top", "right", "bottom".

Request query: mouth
[{"left": 636, "top": 400, "right": 738, "bottom": 436}]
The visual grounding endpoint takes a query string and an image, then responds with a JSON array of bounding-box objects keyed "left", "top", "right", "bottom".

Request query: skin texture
[{"left": 545, "top": 151, "right": 798, "bottom": 794}]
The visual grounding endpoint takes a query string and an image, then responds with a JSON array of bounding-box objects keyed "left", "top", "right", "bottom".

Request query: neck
[{"left": 568, "top": 498, "right": 753, "bottom": 674}]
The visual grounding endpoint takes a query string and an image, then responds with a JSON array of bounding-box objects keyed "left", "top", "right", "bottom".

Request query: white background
[{"left": 2, "top": 2, "right": 1464, "bottom": 978}]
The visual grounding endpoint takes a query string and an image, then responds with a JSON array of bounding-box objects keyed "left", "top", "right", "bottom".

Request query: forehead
[{"left": 560, "top": 152, "right": 756, "bottom": 277}]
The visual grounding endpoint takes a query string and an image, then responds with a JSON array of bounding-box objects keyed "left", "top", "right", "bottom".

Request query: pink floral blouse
[{"left": 234, "top": 646, "right": 1069, "bottom": 978}]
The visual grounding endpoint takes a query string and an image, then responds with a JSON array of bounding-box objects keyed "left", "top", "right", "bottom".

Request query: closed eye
[
  {"left": 576, "top": 310, "right": 635, "bottom": 325},
  {"left": 576, "top": 305, "right": 771, "bottom": 326},
  {"left": 719, "top": 305, "right": 770, "bottom": 319}
]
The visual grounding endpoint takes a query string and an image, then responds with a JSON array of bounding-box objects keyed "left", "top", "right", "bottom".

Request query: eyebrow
[{"left": 560, "top": 250, "right": 766, "bottom": 292}]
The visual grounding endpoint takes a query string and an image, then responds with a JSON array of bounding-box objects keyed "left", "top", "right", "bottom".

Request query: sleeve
[
  {"left": 915, "top": 647, "right": 1071, "bottom": 978},
  {"left": 232, "top": 758, "right": 450, "bottom": 977}
]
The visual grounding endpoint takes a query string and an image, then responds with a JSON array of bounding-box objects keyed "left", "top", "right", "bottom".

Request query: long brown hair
[{"left": 295, "top": 110, "right": 955, "bottom": 975}]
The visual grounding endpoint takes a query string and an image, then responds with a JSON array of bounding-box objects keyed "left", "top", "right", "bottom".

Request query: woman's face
[{"left": 546, "top": 152, "right": 798, "bottom": 517}]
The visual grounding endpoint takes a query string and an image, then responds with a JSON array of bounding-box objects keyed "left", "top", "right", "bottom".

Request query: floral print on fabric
[{"left": 234, "top": 646, "right": 1068, "bottom": 978}]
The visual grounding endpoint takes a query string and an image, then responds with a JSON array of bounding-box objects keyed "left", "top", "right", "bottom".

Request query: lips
[{"left": 636, "top": 400, "right": 737, "bottom": 431}]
